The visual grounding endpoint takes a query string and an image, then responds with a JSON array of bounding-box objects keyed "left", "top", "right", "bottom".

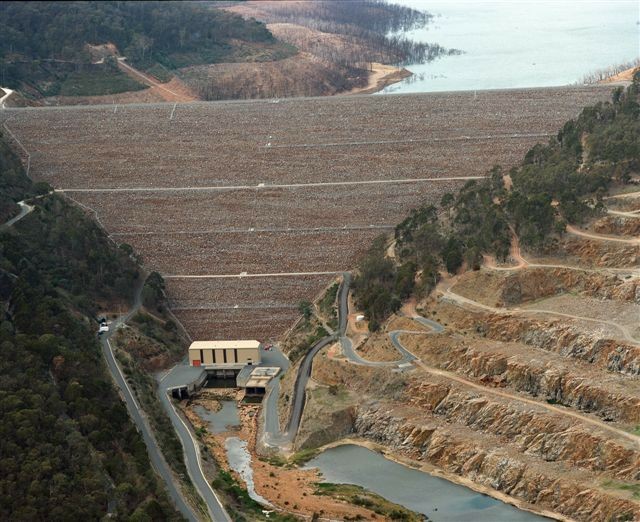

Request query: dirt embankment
[
  {"left": 558, "top": 236, "right": 639, "bottom": 268},
  {"left": 343, "top": 62, "right": 411, "bottom": 95},
  {"left": 593, "top": 215, "right": 640, "bottom": 238},
  {"left": 599, "top": 66, "right": 639, "bottom": 84},
  {"left": 181, "top": 389, "right": 384, "bottom": 520}
]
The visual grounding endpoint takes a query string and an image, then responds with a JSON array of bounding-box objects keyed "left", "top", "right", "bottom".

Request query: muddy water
[
  {"left": 193, "top": 401, "right": 240, "bottom": 434},
  {"left": 306, "top": 444, "right": 548, "bottom": 521},
  {"left": 194, "top": 401, "right": 271, "bottom": 506},
  {"left": 225, "top": 437, "right": 272, "bottom": 506}
]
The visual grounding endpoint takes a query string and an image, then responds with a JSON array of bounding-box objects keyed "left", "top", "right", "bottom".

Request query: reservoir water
[
  {"left": 381, "top": 0, "right": 639, "bottom": 94},
  {"left": 306, "top": 444, "right": 548, "bottom": 521}
]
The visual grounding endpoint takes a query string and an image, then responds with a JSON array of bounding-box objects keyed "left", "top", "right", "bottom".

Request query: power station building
[{"left": 189, "top": 340, "right": 261, "bottom": 378}]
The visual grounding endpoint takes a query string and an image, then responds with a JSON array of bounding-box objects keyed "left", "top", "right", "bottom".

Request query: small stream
[
  {"left": 194, "top": 401, "right": 270, "bottom": 506},
  {"left": 225, "top": 437, "right": 272, "bottom": 507},
  {"left": 305, "top": 444, "right": 549, "bottom": 522}
]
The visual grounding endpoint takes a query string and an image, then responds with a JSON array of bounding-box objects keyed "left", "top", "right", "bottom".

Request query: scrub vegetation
[
  {"left": 314, "top": 483, "right": 425, "bottom": 521},
  {"left": 354, "top": 78, "right": 640, "bottom": 329}
]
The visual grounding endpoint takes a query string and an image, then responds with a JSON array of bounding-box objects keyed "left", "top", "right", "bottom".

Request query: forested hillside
[
  {"left": 226, "top": 0, "right": 458, "bottom": 67},
  {"left": 0, "top": 1, "right": 294, "bottom": 99},
  {"left": 354, "top": 77, "right": 640, "bottom": 330},
  {"left": 0, "top": 134, "right": 40, "bottom": 221},
  {"left": 0, "top": 134, "right": 181, "bottom": 520}
]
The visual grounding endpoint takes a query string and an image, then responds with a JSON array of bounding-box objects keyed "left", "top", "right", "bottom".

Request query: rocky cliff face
[
  {"left": 449, "top": 308, "right": 640, "bottom": 377},
  {"left": 404, "top": 380, "right": 640, "bottom": 480},
  {"left": 305, "top": 307, "right": 640, "bottom": 522},
  {"left": 500, "top": 268, "right": 639, "bottom": 306},
  {"left": 563, "top": 237, "right": 639, "bottom": 268},
  {"left": 404, "top": 335, "right": 640, "bottom": 424},
  {"left": 355, "top": 401, "right": 640, "bottom": 522},
  {"left": 593, "top": 215, "right": 640, "bottom": 237},
  {"left": 295, "top": 404, "right": 356, "bottom": 450}
]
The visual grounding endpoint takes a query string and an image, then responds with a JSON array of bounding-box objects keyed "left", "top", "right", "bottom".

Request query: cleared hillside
[{"left": 1, "top": 85, "right": 611, "bottom": 339}]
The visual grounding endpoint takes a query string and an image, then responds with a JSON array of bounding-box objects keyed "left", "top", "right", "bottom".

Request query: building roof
[
  {"left": 237, "top": 366, "right": 280, "bottom": 388},
  {"left": 189, "top": 340, "right": 260, "bottom": 350}
]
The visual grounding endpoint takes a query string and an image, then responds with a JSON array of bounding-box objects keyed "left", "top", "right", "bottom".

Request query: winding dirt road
[{"left": 566, "top": 223, "right": 640, "bottom": 244}]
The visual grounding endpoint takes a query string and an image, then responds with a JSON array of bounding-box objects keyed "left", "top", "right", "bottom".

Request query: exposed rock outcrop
[
  {"left": 355, "top": 401, "right": 640, "bottom": 522},
  {"left": 500, "top": 268, "right": 639, "bottom": 305}
]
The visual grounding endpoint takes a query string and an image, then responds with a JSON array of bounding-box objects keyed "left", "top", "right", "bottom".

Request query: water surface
[
  {"left": 225, "top": 437, "right": 272, "bottom": 506},
  {"left": 306, "top": 444, "right": 548, "bottom": 521},
  {"left": 381, "top": 0, "right": 639, "bottom": 93},
  {"left": 193, "top": 401, "right": 240, "bottom": 434}
]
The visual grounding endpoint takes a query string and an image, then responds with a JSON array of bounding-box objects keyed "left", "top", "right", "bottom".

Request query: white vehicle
[{"left": 99, "top": 323, "right": 109, "bottom": 334}]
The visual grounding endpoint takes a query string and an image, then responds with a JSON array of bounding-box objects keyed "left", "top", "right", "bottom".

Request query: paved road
[
  {"left": 157, "top": 365, "right": 231, "bottom": 522},
  {"left": 259, "top": 346, "right": 293, "bottom": 450},
  {"left": 339, "top": 275, "right": 442, "bottom": 369},
  {"left": 56, "top": 175, "right": 485, "bottom": 193},
  {"left": 274, "top": 272, "right": 351, "bottom": 450},
  {"left": 282, "top": 273, "right": 445, "bottom": 444},
  {"left": 0, "top": 83, "right": 612, "bottom": 113},
  {"left": 99, "top": 283, "right": 200, "bottom": 521},
  {"left": 276, "top": 274, "right": 352, "bottom": 447},
  {"left": 112, "top": 224, "right": 396, "bottom": 237},
  {"left": 164, "top": 271, "right": 341, "bottom": 279},
  {"left": 2, "top": 200, "right": 33, "bottom": 227},
  {"left": 285, "top": 334, "right": 337, "bottom": 439}
]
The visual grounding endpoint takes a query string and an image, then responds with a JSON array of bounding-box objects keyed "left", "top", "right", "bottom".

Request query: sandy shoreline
[
  {"left": 314, "top": 437, "right": 573, "bottom": 522},
  {"left": 344, "top": 62, "right": 412, "bottom": 95}
]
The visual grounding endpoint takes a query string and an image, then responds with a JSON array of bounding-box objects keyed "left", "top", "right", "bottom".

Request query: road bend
[
  {"left": 1, "top": 200, "right": 33, "bottom": 227},
  {"left": 279, "top": 273, "right": 351, "bottom": 445}
]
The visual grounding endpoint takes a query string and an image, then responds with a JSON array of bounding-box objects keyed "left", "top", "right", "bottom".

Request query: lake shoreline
[
  {"left": 313, "top": 438, "right": 568, "bottom": 522},
  {"left": 344, "top": 63, "right": 413, "bottom": 95}
]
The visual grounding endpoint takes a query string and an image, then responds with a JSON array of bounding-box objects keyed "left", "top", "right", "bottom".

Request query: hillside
[
  {"left": 195, "top": 0, "right": 460, "bottom": 101},
  {"left": 0, "top": 0, "right": 457, "bottom": 104},
  {"left": 354, "top": 75, "right": 640, "bottom": 328},
  {"left": 294, "top": 80, "right": 640, "bottom": 521},
  {"left": 0, "top": 1, "right": 294, "bottom": 102},
  {"left": 0, "top": 132, "right": 184, "bottom": 520}
]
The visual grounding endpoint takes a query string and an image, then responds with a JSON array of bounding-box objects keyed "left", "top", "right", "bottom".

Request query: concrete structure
[
  {"left": 236, "top": 366, "right": 280, "bottom": 396},
  {"left": 189, "top": 340, "right": 261, "bottom": 378}
]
